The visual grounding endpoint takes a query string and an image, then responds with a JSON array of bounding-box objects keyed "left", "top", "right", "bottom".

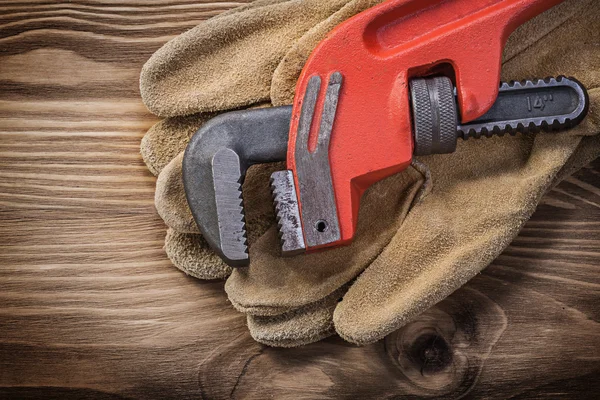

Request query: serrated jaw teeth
[
  {"left": 270, "top": 170, "right": 306, "bottom": 256},
  {"left": 212, "top": 148, "right": 249, "bottom": 265}
]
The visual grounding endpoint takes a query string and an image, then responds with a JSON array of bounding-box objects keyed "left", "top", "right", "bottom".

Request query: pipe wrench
[{"left": 183, "top": 0, "right": 590, "bottom": 267}]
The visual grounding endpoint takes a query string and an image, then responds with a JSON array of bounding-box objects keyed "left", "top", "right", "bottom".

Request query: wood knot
[
  {"left": 408, "top": 332, "right": 453, "bottom": 374},
  {"left": 385, "top": 287, "right": 507, "bottom": 396},
  {"left": 386, "top": 321, "right": 461, "bottom": 393}
]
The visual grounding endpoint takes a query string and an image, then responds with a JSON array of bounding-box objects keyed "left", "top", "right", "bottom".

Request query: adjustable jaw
[{"left": 183, "top": 0, "right": 590, "bottom": 267}]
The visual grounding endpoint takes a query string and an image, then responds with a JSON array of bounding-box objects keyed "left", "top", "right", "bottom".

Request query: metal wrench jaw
[{"left": 182, "top": 106, "right": 292, "bottom": 267}]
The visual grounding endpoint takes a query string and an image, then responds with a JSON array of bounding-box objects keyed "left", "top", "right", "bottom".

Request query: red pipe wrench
[
  {"left": 276, "top": 0, "right": 568, "bottom": 253},
  {"left": 184, "top": 0, "right": 589, "bottom": 266}
]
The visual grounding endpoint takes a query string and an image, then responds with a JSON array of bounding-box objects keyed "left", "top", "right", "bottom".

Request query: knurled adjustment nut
[{"left": 410, "top": 76, "right": 458, "bottom": 156}]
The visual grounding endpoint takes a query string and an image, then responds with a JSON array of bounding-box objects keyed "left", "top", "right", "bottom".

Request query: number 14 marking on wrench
[{"left": 528, "top": 94, "right": 554, "bottom": 111}]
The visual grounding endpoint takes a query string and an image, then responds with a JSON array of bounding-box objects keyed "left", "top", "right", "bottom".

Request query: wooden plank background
[{"left": 0, "top": 1, "right": 598, "bottom": 398}]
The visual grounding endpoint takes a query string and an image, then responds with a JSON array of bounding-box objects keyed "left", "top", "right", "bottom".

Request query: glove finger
[
  {"left": 271, "top": 0, "right": 383, "bottom": 105},
  {"left": 225, "top": 165, "right": 427, "bottom": 312},
  {"left": 165, "top": 228, "right": 232, "bottom": 280},
  {"left": 246, "top": 287, "right": 346, "bottom": 348},
  {"left": 140, "top": 0, "right": 351, "bottom": 117},
  {"left": 155, "top": 152, "right": 199, "bottom": 234},
  {"left": 155, "top": 150, "right": 285, "bottom": 239},
  {"left": 334, "top": 133, "right": 583, "bottom": 345},
  {"left": 141, "top": 113, "right": 215, "bottom": 177}
]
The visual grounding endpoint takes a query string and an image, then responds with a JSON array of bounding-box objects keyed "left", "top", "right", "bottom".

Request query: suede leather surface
[{"left": 140, "top": 0, "right": 600, "bottom": 346}]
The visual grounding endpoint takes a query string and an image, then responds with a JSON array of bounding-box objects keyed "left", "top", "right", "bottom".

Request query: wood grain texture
[{"left": 0, "top": 1, "right": 598, "bottom": 399}]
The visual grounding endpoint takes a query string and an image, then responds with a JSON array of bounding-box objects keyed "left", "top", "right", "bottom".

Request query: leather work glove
[{"left": 141, "top": 0, "right": 600, "bottom": 347}]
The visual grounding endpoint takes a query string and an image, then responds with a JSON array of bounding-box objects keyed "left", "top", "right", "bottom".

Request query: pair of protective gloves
[{"left": 140, "top": 0, "right": 599, "bottom": 347}]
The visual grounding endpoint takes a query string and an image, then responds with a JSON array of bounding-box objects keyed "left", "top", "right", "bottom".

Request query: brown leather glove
[{"left": 141, "top": 0, "right": 600, "bottom": 347}]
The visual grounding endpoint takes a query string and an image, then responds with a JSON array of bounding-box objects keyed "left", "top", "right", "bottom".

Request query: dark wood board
[{"left": 0, "top": 1, "right": 598, "bottom": 398}]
